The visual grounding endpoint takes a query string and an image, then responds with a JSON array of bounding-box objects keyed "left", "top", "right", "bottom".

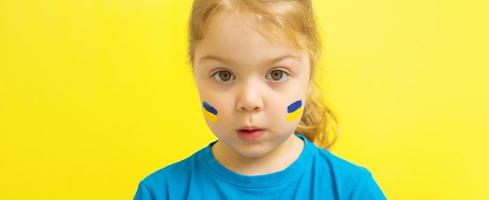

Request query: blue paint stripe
[
  {"left": 287, "top": 100, "right": 302, "bottom": 113},
  {"left": 203, "top": 102, "right": 218, "bottom": 115}
]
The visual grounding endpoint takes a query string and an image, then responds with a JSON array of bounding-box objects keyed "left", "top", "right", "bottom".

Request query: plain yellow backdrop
[{"left": 1, "top": 0, "right": 488, "bottom": 199}]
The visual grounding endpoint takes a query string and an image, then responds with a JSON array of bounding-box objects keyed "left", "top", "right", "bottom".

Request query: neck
[{"left": 211, "top": 134, "right": 304, "bottom": 176}]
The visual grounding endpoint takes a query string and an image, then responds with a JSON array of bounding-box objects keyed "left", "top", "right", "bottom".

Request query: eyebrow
[{"left": 198, "top": 54, "right": 301, "bottom": 65}]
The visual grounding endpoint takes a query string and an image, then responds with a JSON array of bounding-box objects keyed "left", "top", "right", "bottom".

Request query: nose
[{"left": 236, "top": 81, "right": 264, "bottom": 112}]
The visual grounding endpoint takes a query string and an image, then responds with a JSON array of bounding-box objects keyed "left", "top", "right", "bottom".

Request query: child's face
[{"left": 193, "top": 10, "right": 311, "bottom": 158}]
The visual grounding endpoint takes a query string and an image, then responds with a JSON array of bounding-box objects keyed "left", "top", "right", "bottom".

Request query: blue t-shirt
[{"left": 133, "top": 134, "right": 386, "bottom": 199}]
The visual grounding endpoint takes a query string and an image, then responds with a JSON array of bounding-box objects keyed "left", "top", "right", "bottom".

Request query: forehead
[{"left": 194, "top": 9, "right": 307, "bottom": 66}]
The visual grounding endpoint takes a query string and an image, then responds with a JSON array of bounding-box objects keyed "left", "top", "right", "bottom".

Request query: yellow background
[{"left": 1, "top": 0, "right": 488, "bottom": 199}]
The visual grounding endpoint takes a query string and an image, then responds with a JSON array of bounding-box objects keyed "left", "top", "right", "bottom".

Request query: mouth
[{"left": 237, "top": 126, "right": 265, "bottom": 142}]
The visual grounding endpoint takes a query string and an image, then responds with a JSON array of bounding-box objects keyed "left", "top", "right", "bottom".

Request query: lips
[
  {"left": 237, "top": 126, "right": 265, "bottom": 142},
  {"left": 238, "top": 127, "right": 263, "bottom": 132}
]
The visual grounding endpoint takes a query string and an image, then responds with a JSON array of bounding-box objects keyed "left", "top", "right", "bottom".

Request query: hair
[{"left": 187, "top": 0, "right": 339, "bottom": 149}]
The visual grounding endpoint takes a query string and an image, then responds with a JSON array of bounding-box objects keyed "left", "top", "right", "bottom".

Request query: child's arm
[
  {"left": 351, "top": 172, "right": 387, "bottom": 200},
  {"left": 133, "top": 179, "right": 169, "bottom": 200},
  {"left": 133, "top": 181, "right": 153, "bottom": 200}
]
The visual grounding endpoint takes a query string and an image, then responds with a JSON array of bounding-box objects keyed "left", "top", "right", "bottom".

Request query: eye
[
  {"left": 211, "top": 70, "right": 235, "bottom": 82},
  {"left": 266, "top": 69, "right": 289, "bottom": 82}
]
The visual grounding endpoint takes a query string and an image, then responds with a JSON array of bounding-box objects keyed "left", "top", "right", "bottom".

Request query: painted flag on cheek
[
  {"left": 203, "top": 102, "right": 218, "bottom": 123},
  {"left": 287, "top": 100, "right": 303, "bottom": 122}
]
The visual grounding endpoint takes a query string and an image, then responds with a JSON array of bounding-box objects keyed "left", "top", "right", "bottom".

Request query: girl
[{"left": 134, "top": 0, "right": 386, "bottom": 199}]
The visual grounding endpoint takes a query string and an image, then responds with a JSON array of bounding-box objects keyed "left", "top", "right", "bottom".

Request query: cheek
[
  {"left": 198, "top": 86, "right": 225, "bottom": 122},
  {"left": 202, "top": 101, "right": 219, "bottom": 123},
  {"left": 286, "top": 99, "right": 303, "bottom": 122},
  {"left": 268, "top": 99, "right": 304, "bottom": 128},
  {"left": 200, "top": 94, "right": 234, "bottom": 129}
]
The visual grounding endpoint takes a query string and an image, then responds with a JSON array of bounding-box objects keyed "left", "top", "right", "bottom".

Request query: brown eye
[
  {"left": 212, "top": 70, "right": 235, "bottom": 82},
  {"left": 267, "top": 69, "right": 289, "bottom": 82}
]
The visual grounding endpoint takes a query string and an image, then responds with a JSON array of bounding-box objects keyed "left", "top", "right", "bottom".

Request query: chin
[{"left": 233, "top": 143, "right": 275, "bottom": 159}]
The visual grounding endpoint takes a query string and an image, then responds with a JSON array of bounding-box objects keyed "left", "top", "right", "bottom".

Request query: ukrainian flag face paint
[
  {"left": 203, "top": 101, "right": 218, "bottom": 123},
  {"left": 287, "top": 100, "right": 303, "bottom": 122}
]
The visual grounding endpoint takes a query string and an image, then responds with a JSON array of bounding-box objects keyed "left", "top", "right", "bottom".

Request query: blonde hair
[{"left": 188, "top": 0, "right": 339, "bottom": 149}]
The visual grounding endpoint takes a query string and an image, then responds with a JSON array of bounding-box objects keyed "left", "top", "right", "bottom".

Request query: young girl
[{"left": 134, "top": 0, "right": 386, "bottom": 199}]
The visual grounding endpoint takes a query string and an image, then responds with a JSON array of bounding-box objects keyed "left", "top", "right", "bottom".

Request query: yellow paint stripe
[
  {"left": 203, "top": 109, "right": 218, "bottom": 123},
  {"left": 287, "top": 107, "right": 303, "bottom": 122}
]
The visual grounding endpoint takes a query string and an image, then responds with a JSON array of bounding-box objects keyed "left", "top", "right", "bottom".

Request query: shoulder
[
  {"left": 142, "top": 157, "right": 192, "bottom": 185},
  {"left": 133, "top": 151, "right": 201, "bottom": 200},
  {"left": 313, "top": 147, "right": 386, "bottom": 199},
  {"left": 314, "top": 147, "right": 371, "bottom": 177},
  {"left": 142, "top": 148, "right": 203, "bottom": 186}
]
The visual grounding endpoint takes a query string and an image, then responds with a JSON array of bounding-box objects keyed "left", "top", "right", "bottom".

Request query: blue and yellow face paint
[
  {"left": 202, "top": 101, "right": 218, "bottom": 123},
  {"left": 287, "top": 100, "right": 303, "bottom": 122}
]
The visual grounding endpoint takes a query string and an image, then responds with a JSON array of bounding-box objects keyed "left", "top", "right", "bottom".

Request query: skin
[{"left": 192, "top": 9, "right": 311, "bottom": 176}]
